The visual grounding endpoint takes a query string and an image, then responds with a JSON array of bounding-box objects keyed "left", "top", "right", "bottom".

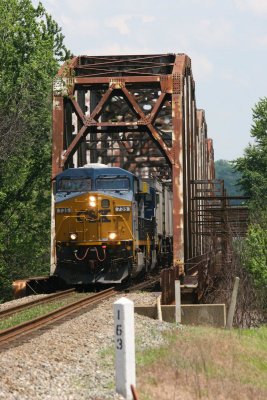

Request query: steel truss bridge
[{"left": 52, "top": 54, "right": 249, "bottom": 301}]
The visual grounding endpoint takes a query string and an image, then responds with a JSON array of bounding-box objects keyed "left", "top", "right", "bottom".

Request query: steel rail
[
  {"left": 127, "top": 277, "right": 160, "bottom": 292},
  {"left": 0, "top": 288, "right": 116, "bottom": 347},
  {"left": 0, "top": 289, "right": 76, "bottom": 318}
]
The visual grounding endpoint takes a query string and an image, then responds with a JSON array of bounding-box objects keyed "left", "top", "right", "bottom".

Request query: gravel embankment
[{"left": 0, "top": 292, "right": 178, "bottom": 399}]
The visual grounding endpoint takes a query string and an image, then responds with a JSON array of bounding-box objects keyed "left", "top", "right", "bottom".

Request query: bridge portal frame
[{"left": 51, "top": 53, "right": 214, "bottom": 274}]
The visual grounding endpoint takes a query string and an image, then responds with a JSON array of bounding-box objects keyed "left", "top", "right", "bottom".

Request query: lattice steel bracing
[
  {"left": 190, "top": 178, "right": 249, "bottom": 277},
  {"left": 52, "top": 54, "right": 219, "bottom": 272}
]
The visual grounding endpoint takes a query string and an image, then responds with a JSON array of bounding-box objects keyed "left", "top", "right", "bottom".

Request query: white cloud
[
  {"left": 256, "top": 34, "right": 267, "bottom": 46},
  {"left": 60, "top": 14, "right": 100, "bottom": 37},
  {"left": 191, "top": 0, "right": 216, "bottom": 6},
  {"left": 106, "top": 15, "right": 132, "bottom": 35},
  {"left": 234, "top": 0, "right": 267, "bottom": 15},
  {"left": 218, "top": 70, "right": 249, "bottom": 88},
  {"left": 141, "top": 15, "right": 155, "bottom": 23},
  {"left": 83, "top": 43, "right": 153, "bottom": 56},
  {"left": 189, "top": 52, "right": 214, "bottom": 82},
  {"left": 162, "top": 18, "right": 234, "bottom": 51},
  {"left": 195, "top": 18, "right": 234, "bottom": 46},
  {"left": 45, "top": 0, "right": 57, "bottom": 5},
  {"left": 63, "top": 0, "right": 96, "bottom": 16},
  {"left": 105, "top": 14, "right": 155, "bottom": 35}
]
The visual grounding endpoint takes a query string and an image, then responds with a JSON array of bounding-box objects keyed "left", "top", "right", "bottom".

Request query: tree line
[
  {"left": 0, "top": 0, "right": 70, "bottom": 300},
  {"left": 0, "top": 0, "right": 266, "bottom": 305},
  {"left": 234, "top": 98, "right": 267, "bottom": 301}
]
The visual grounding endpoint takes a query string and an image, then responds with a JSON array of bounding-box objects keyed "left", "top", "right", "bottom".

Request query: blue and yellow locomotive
[{"left": 53, "top": 164, "right": 173, "bottom": 284}]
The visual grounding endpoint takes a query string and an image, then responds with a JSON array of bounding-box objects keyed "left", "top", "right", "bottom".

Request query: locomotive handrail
[
  {"left": 55, "top": 215, "right": 98, "bottom": 237},
  {"left": 55, "top": 215, "right": 77, "bottom": 237},
  {"left": 102, "top": 214, "right": 134, "bottom": 240}
]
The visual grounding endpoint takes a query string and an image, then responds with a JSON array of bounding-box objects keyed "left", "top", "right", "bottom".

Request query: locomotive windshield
[
  {"left": 96, "top": 176, "right": 130, "bottom": 191},
  {"left": 58, "top": 178, "right": 92, "bottom": 192}
]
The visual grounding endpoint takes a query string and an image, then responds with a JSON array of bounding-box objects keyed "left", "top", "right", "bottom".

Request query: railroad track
[
  {"left": 0, "top": 288, "right": 76, "bottom": 318},
  {"left": 0, "top": 288, "right": 116, "bottom": 349},
  {"left": 126, "top": 276, "right": 160, "bottom": 292},
  {"left": 1, "top": 276, "right": 159, "bottom": 323},
  {"left": 0, "top": 275, "right": 160, "bottom": 349}
]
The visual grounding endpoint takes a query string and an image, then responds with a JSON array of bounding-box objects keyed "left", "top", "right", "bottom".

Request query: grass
[
  {"left": 137, "top": 325, "right": 267, "bottom": 400},
  {"left": 0, "top": 301, "right": 68, "bottom": 330},
  {"left": 0, "top": 295, "right": 85, "bottom": 330},
  {"left": 99, "top": 345, "right": 115, "bottom": 368}
]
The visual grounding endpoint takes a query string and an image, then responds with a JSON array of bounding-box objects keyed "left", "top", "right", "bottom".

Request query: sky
[{"left": 32, "top": 0, "right": 267, "bottom": 160}]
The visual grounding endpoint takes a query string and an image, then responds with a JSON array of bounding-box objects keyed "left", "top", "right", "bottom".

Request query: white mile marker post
[
  {"left": 175, "top": 280, "right": 181, "bottom": 324},
  {"left": 114, "top": 297, "right": 136, "bottom": 400}
]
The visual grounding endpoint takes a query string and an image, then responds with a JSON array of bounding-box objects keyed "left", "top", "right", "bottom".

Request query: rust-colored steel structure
[
  {"left": 51, "top": 54, "right": 248, "bottom": 296},
  {"left": 52, "top": 54, "right": 211, "bottom": 272}
]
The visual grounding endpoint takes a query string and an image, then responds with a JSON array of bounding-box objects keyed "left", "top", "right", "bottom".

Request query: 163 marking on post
[
  {"left": 116, "top": 309, "right": 123, "bottom": 349},
  {"left": 114, "top": 297, "right": 136, "bottom": 400}
]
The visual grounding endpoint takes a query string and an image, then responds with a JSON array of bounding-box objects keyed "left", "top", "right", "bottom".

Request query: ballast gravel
[{"left": 0, "top": 292, "right": 179, "bottom": 399}]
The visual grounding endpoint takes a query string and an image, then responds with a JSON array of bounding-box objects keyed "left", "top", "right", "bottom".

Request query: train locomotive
[{"left": 54, "top": 164, "right": 173, "bottom": 284}]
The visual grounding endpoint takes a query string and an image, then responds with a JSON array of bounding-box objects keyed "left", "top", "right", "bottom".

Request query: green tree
[
  {"left": 0, "top": 0, "right": 70, "bottom": 301},
  {"left": 244, "top": 222, "right": 267, "bottom": 288},
  {"left": 234, "top": 98, "right": 267, "bottom": 295},
  {"left": 215, "top": 159, "right": 243, "bottom": 203},
  {"left": 234, "top": 98, "right": 267, "bottom": 206}
]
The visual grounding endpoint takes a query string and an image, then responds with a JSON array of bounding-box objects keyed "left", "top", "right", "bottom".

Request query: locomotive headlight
[
  {"left": 89, "top": 196, "right": 96, "bottom": 208},
  {"left": 108, "top": 232, "right": 117, "bottom": 240},
  {"left": 70, "top": 233, "right": 77, "bottom": 240}
]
